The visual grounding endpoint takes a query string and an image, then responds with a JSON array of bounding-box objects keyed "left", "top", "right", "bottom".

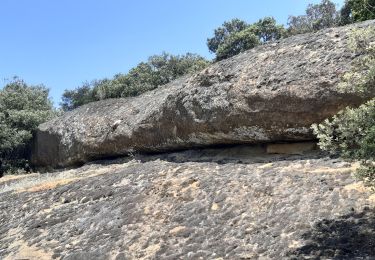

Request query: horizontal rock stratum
[{"left": 32, "top": 20, "right": 375, "bottom": 167}]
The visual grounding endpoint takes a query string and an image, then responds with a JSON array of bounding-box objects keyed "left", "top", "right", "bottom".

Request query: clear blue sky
[{"left": 0, "top": 0, "right": 344, "bottom": 106}]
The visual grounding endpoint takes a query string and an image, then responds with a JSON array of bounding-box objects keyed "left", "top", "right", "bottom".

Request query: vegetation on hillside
[
  {"left": 312, "top": 27, "right": 375, "bottom": 189},
  {"left": 287, "top": 0, "right": 339, "bottom": 35},
  {"left": 209, "top": 0, "right": 375, "bottom": 60},
  {"left": 62, "top": 0, "right": 375, "bottom": 110},
  {"left": 341, "top": 0, "right": 375, "bottom": 24},
  {"left": 207, "top": 17, "right": 286, "bottom": 60},
  {"left": 61, "top": 53, "right": 210, "bottom": 111},
  {"left": 0, "top": 78, "right": 56, "bottom": 174}
]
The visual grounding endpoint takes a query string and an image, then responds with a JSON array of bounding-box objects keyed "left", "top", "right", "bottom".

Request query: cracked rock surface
[{"left": 1, "top": 148, "right": 375, "bottom": 259}]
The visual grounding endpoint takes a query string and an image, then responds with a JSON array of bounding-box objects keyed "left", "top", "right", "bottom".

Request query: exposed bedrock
[{"left": 32, "top": 20, "right": 375, "bottom": 167}]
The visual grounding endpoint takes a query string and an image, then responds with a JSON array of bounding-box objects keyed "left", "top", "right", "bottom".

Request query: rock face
[
  {"left": 32, "top": 21, "right": 375, "bottom": 167},
  {"left": 1, "top": 149, "right": 375, "bottom": 259},
  {"left": 266, "top": 142, "right": 317, "bottom": 155}
]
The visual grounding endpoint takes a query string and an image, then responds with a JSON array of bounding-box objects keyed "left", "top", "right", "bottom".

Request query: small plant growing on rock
[{"left": 312, "top": 27, "right": 375, "bottom": 188}]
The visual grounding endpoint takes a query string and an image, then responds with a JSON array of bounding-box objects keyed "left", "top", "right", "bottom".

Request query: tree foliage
[
  {"left": 208, "top": 0, "right": 375, "bottom": 61},
  {"left": 61, "top": 84, "right": 96, "bottom": 112},
  {"left": 255, "top": 17, "right": 286, "bottom": 42},
  {"left": 0, "top": 78, "right": 55, "bottom": 172},
  {"left": 288, "top": 0, "right": 339, "bottom": 35},
  {"left": 61, "top": 52, "right": 210, "bottom": 111},
  {"left": 215, "top": 27, "right": 260, "bottom": 61},
  {"left": 312, "top": 27, "right": 375, "bottom": 189},
  {"left": 207, "top": 17, "right": 285, "bottom": 61},
  {"left": 341, "top": 0, "right": 375, "bottom": 24},
  {"left": 207, "top": 19, "right": 248, "bottom": 54}
]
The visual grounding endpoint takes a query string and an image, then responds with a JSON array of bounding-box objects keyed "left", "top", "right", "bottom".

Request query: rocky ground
[{"left": 1, "top": 146, "right": 375, "bottom": 259}]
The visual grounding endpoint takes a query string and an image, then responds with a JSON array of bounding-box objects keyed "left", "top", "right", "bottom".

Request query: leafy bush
[
  {"left": 312, "top": 100, "right": 374, "bottom": 158},
  {"left": 312, "top": 27, "right": 375, "bottom": 189},
  {"left": 61, "top": 52, "right": 210, "bottom": 111},
  {"left": 0, "top": 78, "right": 55, "bottom": 173},
  {"left": 338, "top": 27, "right": 375, "bottom": 95}
]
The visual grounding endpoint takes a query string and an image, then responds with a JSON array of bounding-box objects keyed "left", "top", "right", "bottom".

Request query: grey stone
[{"left": 31, "top": 20, "right": 375, "bottom": 167}]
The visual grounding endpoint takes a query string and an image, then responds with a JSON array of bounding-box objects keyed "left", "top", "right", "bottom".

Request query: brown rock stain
[{"left": 169, "top": 226, "right": 186, "bottom": 235}]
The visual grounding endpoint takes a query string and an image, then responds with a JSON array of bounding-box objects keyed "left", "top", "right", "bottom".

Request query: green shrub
[
  {"left": 312, "top": 100, "right": 375, "bottom": 158},
  {"left": 340, "top": 0, "right": 375, "bottom": 24},
  {"left": 61, "top": 52, "right": 210, "bottom": 111},
  {"left": 207, "top": 18, "right": 248, "bottom": 54},
  {"left": 0, "top": 78, "right": 55, "bottom": 173},
  {"left": 312, "top": 27, "right": 375, "bottom": 189},
  {"left": 207, "top": 17, "right": 285, "bottom": 61},
  {"left": 338, "top": 27, "right": 375, "bottom": 96},
  {"left": 216, "top": 27, "right": 260, "bottom": 60}
]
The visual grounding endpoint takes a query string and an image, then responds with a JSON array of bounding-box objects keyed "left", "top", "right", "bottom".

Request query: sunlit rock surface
[
  {"left": 2, "top": 148, "right": 375, "bottom": 259},
  {"left": 32, "top": 20, "right": 375, "bottom": 167}
]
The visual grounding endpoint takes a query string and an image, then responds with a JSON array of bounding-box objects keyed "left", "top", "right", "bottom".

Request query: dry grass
[
  {"left": 22, "top": 178, "right": 78, "bottom": 192},
  {"left": 344, "top": 181, "right": 375, "bottom": 206},
  {"left": 0, "top": 173, "right": 38, "bottom": 184},
  {"left": 344, "top": 182, "right": 370, "bottom": 193},
  {"left": 0, "top": 171, "right": 80, "bottom": 194},
  {"left": 304, "top": 162, "right": 359, "bottom": 174},
  {"left": 0, "top": 160, "right": 135, "bottom": 194}
]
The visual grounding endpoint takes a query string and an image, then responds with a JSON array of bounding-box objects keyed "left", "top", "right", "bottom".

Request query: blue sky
[{"left": 0, "top": 0, "right": 344, "bottom": 106}]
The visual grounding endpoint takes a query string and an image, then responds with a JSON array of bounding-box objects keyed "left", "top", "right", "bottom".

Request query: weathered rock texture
[
  {"left": 1, "top": 149, "right": 375, "bottom": 259},
  {"left": 32, "top": 21, "right": 375, "bottom": 167}
]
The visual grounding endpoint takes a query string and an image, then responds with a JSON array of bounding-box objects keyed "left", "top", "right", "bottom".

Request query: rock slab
[
  {"left": 1, "top": 151, "right": 375, "bottom": 259},
  {"left": 32, "top": 21, "right": 375, "bottom": 167}
]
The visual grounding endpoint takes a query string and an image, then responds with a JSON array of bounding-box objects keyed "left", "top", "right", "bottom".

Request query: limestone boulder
[{"left": 32, "top": 20, "right": 375, "bottom": 167}]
